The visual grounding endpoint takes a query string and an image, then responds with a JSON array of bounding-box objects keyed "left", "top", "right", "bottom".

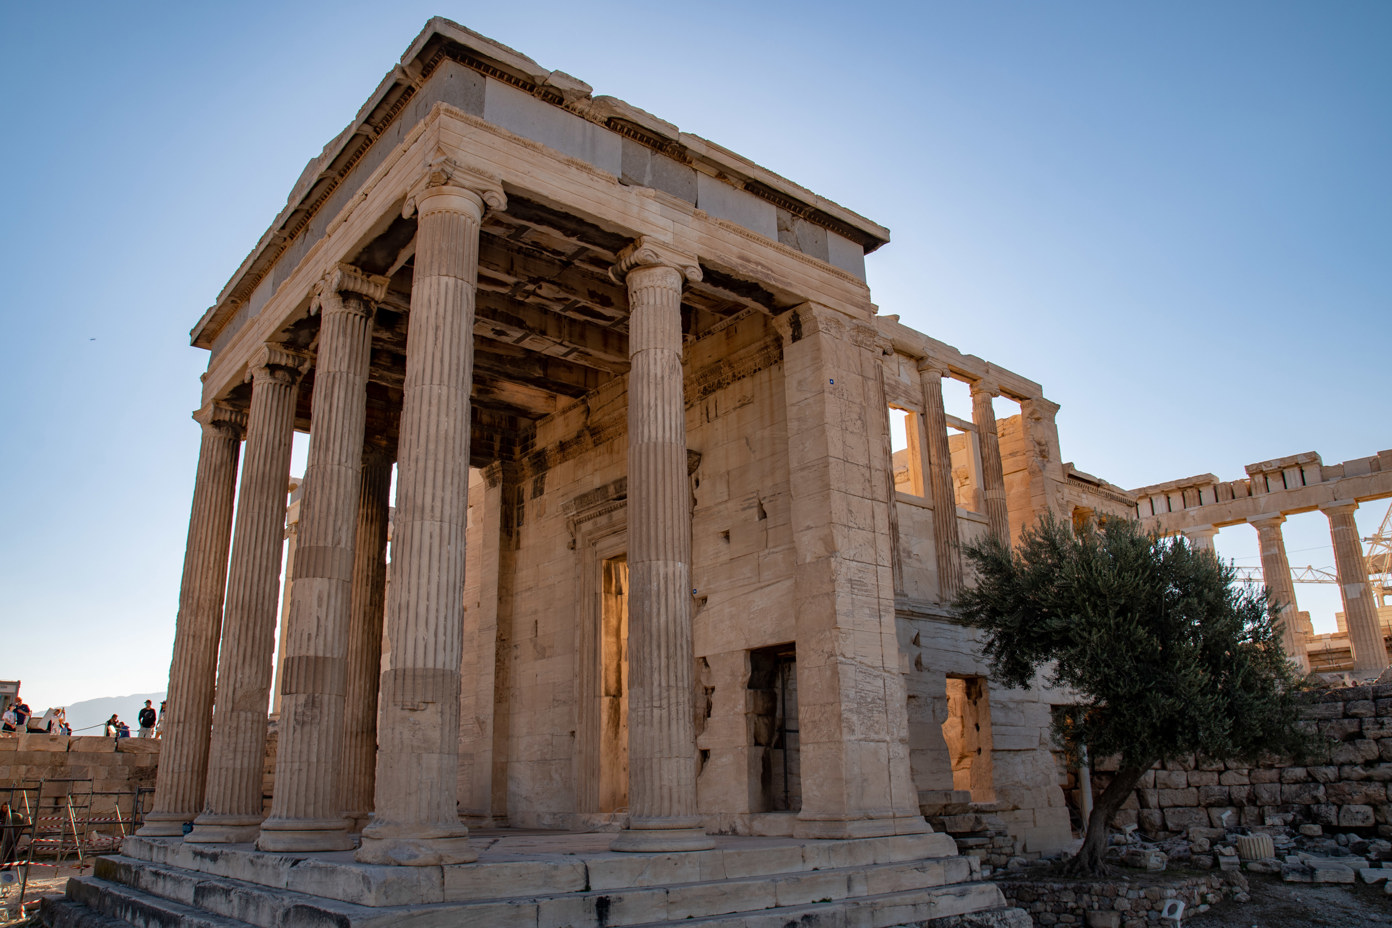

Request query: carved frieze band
[{"left": 610, "top": 237, "right": 702, "bottom": 285}]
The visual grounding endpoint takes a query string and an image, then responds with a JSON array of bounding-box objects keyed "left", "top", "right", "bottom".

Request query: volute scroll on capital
[
  {"left": 192, "top": 402, "right": 248, "bottom": 440},
  {"left": 401, "top": 154, "right": 506, "bottom": 219},
  {"left": 609, "top": 238, "right": 702, "bottom": 286},
  {"left": 311, "top": 263, "right": 391, "bottom": 319},
  {"left": 917, "top": 358, "right": 951, "bottom": 381},
  {"left": 969, "top": 377, "right": 1001, "bottom": 399},
  {"left": 245, "top": 345, "right": 308, "bottom": 386}
]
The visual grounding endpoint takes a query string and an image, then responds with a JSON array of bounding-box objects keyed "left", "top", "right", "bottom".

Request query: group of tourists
[{"left": 105, "top": 700, "right": 164, "bottom": 740}]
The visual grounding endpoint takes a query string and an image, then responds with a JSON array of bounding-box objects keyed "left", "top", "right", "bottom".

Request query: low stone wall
[
  {"left": 1089, "top": 684, "right": 1392, "bottom": 838},
  {"left": 0, "top": 732, "right": 160, "bottom": 796},
  {"left": 996, "top": 872, "right": 1231, "bottom": 927}
]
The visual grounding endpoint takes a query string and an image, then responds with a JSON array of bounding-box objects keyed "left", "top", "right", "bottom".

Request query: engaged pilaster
[
  {"left": 259, "top": 265, "right": 387, "bottom": 852},
  {"left": 608, "top": 239, "right": 714, "bottom": 853},
  {"left": 341, "top": 443, "right": 393, "bottom": 832},
  {"left": 188, "top": 347, "right": 304, "bottom": 844},
  {"left": 970, "top": 379, "right": 1010, "bottom": 541},
  {"left": 775, "top": 303, "right": 929, "bottom": 840},
  {"left": 138, "top": 402, "right": 245, "bottom": 836},
  {"left": 356, "top": 161, "right": 504, "bottom": 866},
  {"left": 1249, "top": 514, "right": 1309, "bottom": 670},
  {"left": 919, "top": 360, "right": 963, "bottom": 602},
  {"left": 1321, "top": 501, "right": 1389, "bottom": 675}
]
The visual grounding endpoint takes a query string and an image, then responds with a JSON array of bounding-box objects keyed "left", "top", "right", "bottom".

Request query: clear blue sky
[{"left": 2, "top": 2, "right": 1387, "bottom": 710}]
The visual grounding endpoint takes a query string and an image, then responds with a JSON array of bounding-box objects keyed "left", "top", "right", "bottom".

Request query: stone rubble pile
[{"left": 1104, "top": 822, "right": 1392, "bottom": 896}]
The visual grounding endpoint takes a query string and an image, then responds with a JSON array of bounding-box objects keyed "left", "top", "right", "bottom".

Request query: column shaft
[
  {"left": 1324, "top": 502, "right": 1389, "bottom": 674},
  {"left": 920, "top": 363, "right": 963, "bottom": 601},
  {"left": 357, "top": 176, "right": 500, "bottom": 867},
  {"left": 610, "top": 241, "right": 713, "bottom": 853},
  {"left": 971, "top": 382, "right": 1010, "bottom": 540},
  {"left": 188, "top": 349, "right": 302, "bottom": 843},
  {"left": 1250, "top": 514, "right": 1309, "bottom": 669},
  {"left": 341, "top": 449, "right": 392, "bottom": 830},
  {"left": 259, "top": 267, "right": 384, "bottom": 852},
  {"left": 1184, "top": 525, "right": 1218, "bottom": 554},
  {"left": 138, "top": 404, "right": 244, "bottom": 836}
]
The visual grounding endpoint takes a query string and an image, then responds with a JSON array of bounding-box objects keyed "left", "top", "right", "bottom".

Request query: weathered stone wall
[
  {"left": 455, "top": 311, "right": 801, "bottom": 831},
  {"left": 1088, "top": 684, "right": 1392, "bottom": 838},
  {"left": 0, "top": 733, "right": 159, "bottom": 804},
  {"left": 996, "top": 872, "right": 1231, "bottom": 928}
]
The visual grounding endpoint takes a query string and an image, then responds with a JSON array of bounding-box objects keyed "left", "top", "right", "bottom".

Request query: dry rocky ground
[{"left": 1183, "top": 872, "right": 1392, "bottom": 927}]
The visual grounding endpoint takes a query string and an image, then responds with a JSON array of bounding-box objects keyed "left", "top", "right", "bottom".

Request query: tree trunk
[{"left": 1062, "top": 761, "right": 1152, "bottom": 877}]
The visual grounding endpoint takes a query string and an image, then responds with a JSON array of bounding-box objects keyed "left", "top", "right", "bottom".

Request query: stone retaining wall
[
  {"left": 1088, "top": 684, "right": 1392, "bottom": 838},
  {"left": 996, "top": 872, "right": 1230, "bottom": 927},
  {"left": 0, "top": 732, "right": 160, "bottom": 796}
]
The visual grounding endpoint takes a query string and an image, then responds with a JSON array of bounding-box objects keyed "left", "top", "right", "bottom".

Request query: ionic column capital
[
  {"left": 610, "top": 237, "right": 702, "bottom": 286},
  {"left": 1318, "top": 498, "right": 1358, "bottom": 517},
  {"left": 245, "top": 345, "right": 307, "bottom": 386},
  {"left": 192, "top": 402, "right": 247, "bottom": 440},
  {"left": 917, "top": 358, "right": 950, "bottom": 379},
  {"left": 402, "top": 155, "right": 505, "bottom": 220},
  {"left": 970, "top": 378, "right": 1000, "bottom": 399},
  {"left": 312, "top": 263, "right": 390, "bottom": 319}
]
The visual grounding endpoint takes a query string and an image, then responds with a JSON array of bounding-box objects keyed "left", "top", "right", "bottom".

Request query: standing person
[
  {"left": 0, "top": 705, "right": 15, "bottom": 733},
  {"left": 12, "top": 701, "right": 29, "bottom": 732},
  {"left": 105, "top": 715, "right": 119, "bottom": 737},
  {"left": 137, "top": 701, "right": 156, "bottom": 738},
  {"left": 155, "top": 701, "right": 166, "bottom": 739}
]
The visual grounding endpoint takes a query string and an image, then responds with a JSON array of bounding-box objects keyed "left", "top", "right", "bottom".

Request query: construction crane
[{"left": 1233, "top": 500, "right": 1392, "bottom": 609}]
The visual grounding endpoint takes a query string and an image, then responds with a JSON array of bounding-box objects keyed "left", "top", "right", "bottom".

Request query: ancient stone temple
[{"left": 51, "top": 19, "right": 1137, "bottom": 927}]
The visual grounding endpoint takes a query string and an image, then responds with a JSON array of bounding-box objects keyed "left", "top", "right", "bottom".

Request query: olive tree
[{"left": 956, "top": 514, "right": 1311, "bottom": 875}]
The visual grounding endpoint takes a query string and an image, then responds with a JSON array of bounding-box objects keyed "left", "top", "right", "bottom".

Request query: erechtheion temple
[{"left": 54, "top": 18, "right": 1390, "bottom": 928}]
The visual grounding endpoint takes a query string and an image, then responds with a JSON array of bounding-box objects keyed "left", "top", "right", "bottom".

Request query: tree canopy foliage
[{"left": 956, "top": 514, "right": 1312, "bottom": 874}]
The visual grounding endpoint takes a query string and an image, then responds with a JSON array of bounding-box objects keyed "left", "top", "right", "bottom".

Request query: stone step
[
  {"left": 120, "top": 832, "right": 962, "bottom": 906},
  {"left": 53, "top": 876, "right": 259, "bottom": 928},
  {"left": 47, "top": 850, "right": 1002, "bottom": 928}
]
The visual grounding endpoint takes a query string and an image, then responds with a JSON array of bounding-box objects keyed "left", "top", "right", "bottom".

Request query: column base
[
  {"left": 256, "top": 816, "right": 354, "bottom": 852},
  {"left": 610, "top": 817, "right": 715, "bottom": 853},
  {"left": 793, "top": 813, "right": 931, "bottom": 840},
  {"left": 185, "top": 814, "right": 264, "bottom": 844},
  {"left": 355, "top": 823, "right": 476, "bottom": 866},
  {"left": 135, "top": 811, "right": 197, "bottom": 838}
]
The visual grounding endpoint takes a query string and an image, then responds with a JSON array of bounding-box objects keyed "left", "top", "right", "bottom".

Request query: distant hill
[{"left": 45, "top": 692, "right": 167, "bottom": 736}]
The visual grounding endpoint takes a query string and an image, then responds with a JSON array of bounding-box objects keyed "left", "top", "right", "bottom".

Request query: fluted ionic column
[
  {"left": 1184, "top": 525, "right": 1219, "bottom": 554},
  {"left": 356, "top": 161, "right": 504, "bottom": 867},
  {"left": 970, "top": 379, "right": 1009, "bottom": 541},
  {"left": 919, "top": 360, "right": 963, "bottom": 601},
  {"left": 341, "top": 445, "right": 393, "bottom": 832},
  {"left": 188, "top": 347, "right": 303, "bottom": 843},
  {"left": 1249, "top": 513, "right": 1309, "bottom": 670},
  {"left": 138, "top": 403, "right": 245, "bottom": 836},
  {"left": 259, "top": 265, "right": 387, "bottom": 852},
  {"left": 609, "top": 239, "right": 714, "bottom": 853},
  {"left": 1322, "top": 501, "right": 1389, "bottom": 675}
]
